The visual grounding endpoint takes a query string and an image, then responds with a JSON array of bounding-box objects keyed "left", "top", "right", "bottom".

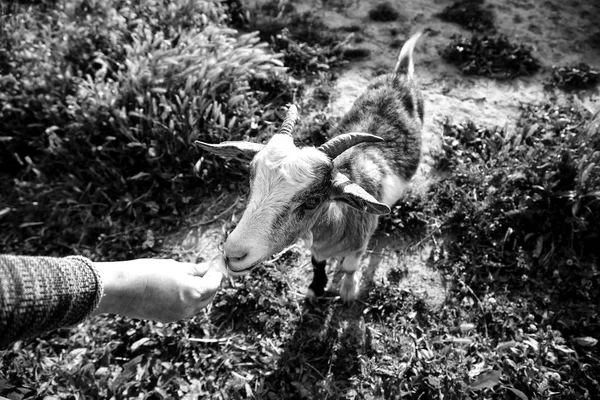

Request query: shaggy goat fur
[{"left": 307, "top": 34, "right": 423, "bottom": 298}]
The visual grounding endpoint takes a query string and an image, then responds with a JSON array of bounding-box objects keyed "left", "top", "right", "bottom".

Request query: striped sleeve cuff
[{"left": 0, "top": 255, "right": 104, "bottom": 348}]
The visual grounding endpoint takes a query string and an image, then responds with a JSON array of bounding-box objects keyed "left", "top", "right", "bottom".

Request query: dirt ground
[{"left": 169, "top": 0, "right": 600, "bottom": 309}]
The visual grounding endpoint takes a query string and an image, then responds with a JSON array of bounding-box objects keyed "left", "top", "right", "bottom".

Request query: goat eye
[{"left": 303, "top": 197, "right": 321, "bottom": 210}]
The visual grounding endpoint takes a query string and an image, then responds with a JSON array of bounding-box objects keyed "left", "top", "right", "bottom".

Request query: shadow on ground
[
  {"left": 169, "top": 200, "right": 450, "bottom": 398},
  {"left": 256, "top": 234, "right": 449, "bottom": 398}
]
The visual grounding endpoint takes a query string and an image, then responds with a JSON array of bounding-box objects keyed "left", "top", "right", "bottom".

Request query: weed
[
  {"left": 235, "top": 2, "right": 349, "bottom": 75},
  {"left": 369, "top": 2, "right": 400, "bottom": 22},
  {"left": 342, "top": 47, "right": 372, "bottom": 60},
  {"left": 548, "top": 63, "right": 600, "bottom": 91},
  {"left": 438, "top": 0, "right": 496, "bottom": 32},
  {"left": 442, "top": 34, "right": 541, "bottom": 79},
  {"left": 273, "top": 28, "right": 343, "bottom": 75},
  {"left": 222, "top": 0, "right": 247, "bottom": 28},
  {"left": 378, "top": 195, "right": 430, "bottom": 239}
]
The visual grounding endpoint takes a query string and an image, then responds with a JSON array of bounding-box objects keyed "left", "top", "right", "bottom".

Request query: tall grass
[{"left": 0, "top": 0, "right": 288, "bottom": 257}]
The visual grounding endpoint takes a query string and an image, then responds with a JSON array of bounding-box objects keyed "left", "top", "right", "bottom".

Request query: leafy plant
[
  {"left": 378, "top": 195, "right": 430, "bottom": 238},
  {"left": 234, "top": 1, "right": 350, "bottom": 75},
  {"left": 0, "top": 0, "right": 288, "bottom": 257},
  {"left": 548, "top": 63, "right": 600, "bottom": 91},
  {"left": 442, "top": 34, "right": 541, "bottom": 79},
  {"left": 438, "top": 101, "right": 600, "bottom": 281},
  {"left": 368, "top": 2, "right": 400, "bottom": 22},
  {"left": 372, "top": 99, "right": 600, "bottom": 398},
  {"left": 438, "top": 0, "right": 496, "bottom": 32}
]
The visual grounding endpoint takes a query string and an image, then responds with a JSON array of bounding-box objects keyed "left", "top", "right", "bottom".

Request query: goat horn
[
  {"left": 278, "top": 104, "right": 299, "bottom": 136},
  {"left": 318, "top": 132, "right": 384, "bottom": 159}
]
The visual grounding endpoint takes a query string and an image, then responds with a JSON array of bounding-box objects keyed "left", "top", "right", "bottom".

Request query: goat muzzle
[{"left": 318, "top": 132, "right": 385, "bottom": 159}]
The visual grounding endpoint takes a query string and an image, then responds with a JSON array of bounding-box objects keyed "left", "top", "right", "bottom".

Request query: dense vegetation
[
  {"left": 442, "top": 35, "right": 540, "bottom": 79},
  {"left": 439, "top": 0, "right": 540, "bottom": 80},
  {"left": 1, "top": 0, "right": 599, "bottom": 399},
  {"left": 548, "top": 63, "right": 600, "bottom": 91},
  {"left": 0, "top": 0, "right": 289, "bottom": 258},
  {"left": 438, "top": 0, "right": 495, "bottom": 33}
]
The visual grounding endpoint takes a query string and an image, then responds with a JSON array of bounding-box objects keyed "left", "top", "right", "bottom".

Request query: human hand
[{"left": 93, "top": 258, "right": 223, "bottom": 322}]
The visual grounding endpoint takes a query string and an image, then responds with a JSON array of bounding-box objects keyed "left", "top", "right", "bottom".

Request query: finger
[
  {"left": 194, "top": 273, "right": 222, "bottom": 311},
  {"left": 191, "top": 266, "right": 223, "bottom": 303},
  {"left": 203, "top": 267, "right": 223, "bottom": 291},
  {"left": 196, "top": 294, "right": 217, "bottom": 311},
  {"left": 188, "top": 261, "right": 211, "bottom": 277}
]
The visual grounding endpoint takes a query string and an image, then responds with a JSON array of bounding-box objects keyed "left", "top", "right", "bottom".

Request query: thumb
[
  {"left": 202, "top": 266, "right": 224, "bottom": 291},
  {"left": 189, "top": 255, "right": 228, "bottom": 277},
  {"left": 193, "top": 262, "right": 223, "bottom": 302},
  {"left": 189, "top": 261, "right": 212, "bottom": 277}
]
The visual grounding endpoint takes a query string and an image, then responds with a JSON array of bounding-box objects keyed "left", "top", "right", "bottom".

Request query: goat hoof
[
  {"left": 306, "top": 289, "right": 324, "bottom": 306},
  {"left": 340, "top": 288, "right": 358, "bottom": 302},
  {"left": 308, "top": 283, "right": 326, "bottom": 297},
  {"left": 340, "top": 275, "right": 359, "bottom": 302}
]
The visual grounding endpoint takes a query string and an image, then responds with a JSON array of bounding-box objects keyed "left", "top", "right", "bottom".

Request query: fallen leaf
[
  {"left": 573, "top": 337, "right": 598, "bottom": 347},
  {"left": 131, "top": 337, "right": 154, "bottom": 352},
  {"left": 470, "top": 370, "right": 501, "bottom": 390},
  {"left": 505, "top": 386, "right": 528, "bottom": 400},
  {"left": 553, "top": 344, "right": 576, "bottom": 354},
  {"left": 113, "top": 355, "right": 144, "bottom": 388}
]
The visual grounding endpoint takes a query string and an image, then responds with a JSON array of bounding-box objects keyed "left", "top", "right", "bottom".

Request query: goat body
[
  {"left": 196, "top": 33, "right": 424, "bottom": 301},
  {"left": 308, "top": 34, "right": 424, "bottom": 299}
]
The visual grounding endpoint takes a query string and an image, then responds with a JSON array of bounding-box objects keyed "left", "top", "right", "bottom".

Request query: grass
[
  {"left": 442, "top": 34, "right": 541, "bottom": 79},
  {"left": 3, "top": 94, "right": 599, "bottom": 397},
  {"left": 1, "top": 0, "right": 600, "bottom": 399},
  {"left": 0, "top": 0, "right": 287, "bottom": 258}
]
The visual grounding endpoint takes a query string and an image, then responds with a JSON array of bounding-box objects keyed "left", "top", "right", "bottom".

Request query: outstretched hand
[{"left": 93, "top": 258, "right": 223, "bottom": 322}]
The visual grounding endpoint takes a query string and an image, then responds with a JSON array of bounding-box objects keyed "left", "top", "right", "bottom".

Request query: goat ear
[
  {"left": 330, "top": 171, "right": 390, "bottom": 215},
  {"left": 195, "top": 140, "right": 264, "bottom": 163}
]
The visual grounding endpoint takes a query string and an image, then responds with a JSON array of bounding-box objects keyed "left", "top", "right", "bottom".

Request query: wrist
[{"left": 92, "top": 260, "right": 146, "bottom": 317}]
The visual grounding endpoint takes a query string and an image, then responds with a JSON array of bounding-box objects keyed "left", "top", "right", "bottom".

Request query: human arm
[{"left": 0, "top": 255, "right": 223, "bottom": 348}]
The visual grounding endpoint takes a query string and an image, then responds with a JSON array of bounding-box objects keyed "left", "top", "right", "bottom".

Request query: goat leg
[
  {"left": 308, "top": 256, "right": 328, "bottom": 297},
  {"left": 340, "top": 252, "right": 362, "bottom": 302}
]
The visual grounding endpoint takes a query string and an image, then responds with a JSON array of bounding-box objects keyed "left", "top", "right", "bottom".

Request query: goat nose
[
  {"left": 224, "top": 242, "right": 248, "bottom": 263},
  {"left": 226, "top": 250, "right": 248, "bottom": 263},
  {"left": 223, "top": 237, "right": 251, "bottom": 269}
]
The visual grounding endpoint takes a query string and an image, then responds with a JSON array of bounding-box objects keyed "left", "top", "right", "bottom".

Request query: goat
[{"left": 196, "top": 32, "right": 423, "bottom": 301}]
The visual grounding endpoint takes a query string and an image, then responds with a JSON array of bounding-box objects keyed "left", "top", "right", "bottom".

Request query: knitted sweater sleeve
[{"left": 0, "top": 255, "right": 103, "bottom": 348}]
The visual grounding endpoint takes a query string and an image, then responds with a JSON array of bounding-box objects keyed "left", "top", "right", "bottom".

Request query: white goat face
[
  {"left": 195, "top": 104, "right": 390, "bottom": 275},
  {"left": 223, "top": 134, "right": 332, "bottom": 273}
]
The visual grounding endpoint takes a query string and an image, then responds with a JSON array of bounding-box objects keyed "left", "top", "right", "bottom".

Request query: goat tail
[{"left": 394, "top": 31, "right": 422, "bottom": 78}]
